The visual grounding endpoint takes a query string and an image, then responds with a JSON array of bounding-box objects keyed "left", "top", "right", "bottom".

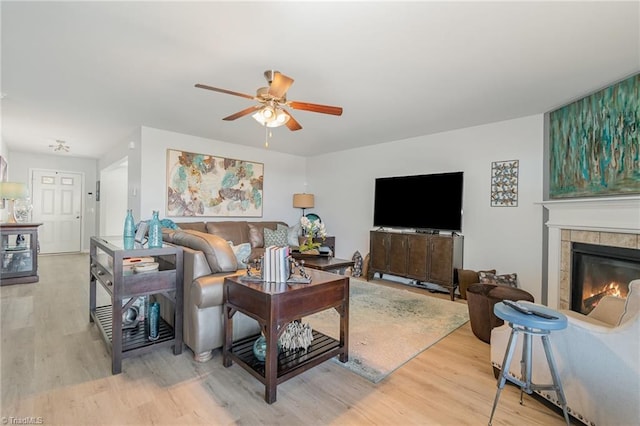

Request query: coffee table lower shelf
[{"left": 229, "top": 330, "right": 342, "bottom": 383}]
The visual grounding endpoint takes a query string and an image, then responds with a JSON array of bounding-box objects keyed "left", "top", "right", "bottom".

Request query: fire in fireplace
[{"left": 571, "top": 243, "right": 640, "bottom": 315}]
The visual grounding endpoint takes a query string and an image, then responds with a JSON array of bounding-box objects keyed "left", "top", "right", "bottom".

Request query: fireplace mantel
[
  {"left": 540, "top": 196, "right": 640, "bottom": 309},
  {"left": 540, "top": 196, "right": 640, "bottom": 234}
]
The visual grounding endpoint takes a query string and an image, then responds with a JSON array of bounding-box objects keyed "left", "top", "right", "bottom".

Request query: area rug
[{"left": 304, "top": 279, "right": 469, "bottom": 383}]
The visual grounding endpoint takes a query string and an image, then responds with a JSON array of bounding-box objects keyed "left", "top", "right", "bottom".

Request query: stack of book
[{"left": 262, "top": 246, "right": 291, "bottom": 283}]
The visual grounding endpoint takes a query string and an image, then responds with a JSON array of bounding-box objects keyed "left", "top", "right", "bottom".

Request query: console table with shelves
[
  {"left": 1, "top": 223, "right": 42, "bottom": 286},
  {"left": 368, "top": 230, "right": 463, "bottom": 300},
  {"left": 89, "top": 236, "right": 183, "bottom": 374}
]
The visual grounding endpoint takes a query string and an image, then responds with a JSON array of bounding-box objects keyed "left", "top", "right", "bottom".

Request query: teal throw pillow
[
  {"left": 264, "top": 227, "right": 288, "bottom": 247},
  {"left": 227, "top": 241, "right": 252, "bottom": 268}
]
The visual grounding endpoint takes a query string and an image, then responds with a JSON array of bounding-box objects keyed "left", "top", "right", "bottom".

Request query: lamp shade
[
  {"left": 293, "top": 193, "right": 314, "bottom": 209},
  {"left": 0, "top": 182, "right": 28, "bottom": 200}
]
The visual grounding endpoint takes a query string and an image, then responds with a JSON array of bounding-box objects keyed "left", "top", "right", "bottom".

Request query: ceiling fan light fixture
[
  {"left": 262, "top": 106, "right": 275, "bottom": 119},
  {"left": 276, "top": 108, "right": 289, "bottom": 124},
  {"left": 252, "top": 106, "right": 289, "bottom": 128}
]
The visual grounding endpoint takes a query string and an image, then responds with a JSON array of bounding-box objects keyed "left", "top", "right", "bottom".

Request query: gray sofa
[{"left": 162, "top": 220, "right": 290, "bottom": 361}]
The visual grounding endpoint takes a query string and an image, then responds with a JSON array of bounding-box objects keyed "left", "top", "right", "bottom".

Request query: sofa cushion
[
  {"left": 264, "top": 227, "right": 288, "bottom": 247},
  {"left": 205, "top": 221, "right": 250, "bottom": 246},
  {"left": 169, "top": 230, "right": 237, "bottom": 273},
  {"left": 247, "top": 222, "right": 284, "bottom": 248},
  {"left": 174, "top": 222, "right": 207, "bottom": 233},
  {"left": 479, "top": 271, "right": 518, "bottom": 287}
]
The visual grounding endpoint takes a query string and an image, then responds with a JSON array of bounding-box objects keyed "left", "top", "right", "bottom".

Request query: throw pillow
[
  {"left": 264, "top": 227, "right": 288, "bottom": 247},
  {"left": 619, "top": 280, "right": 639, "bottom": 325},
  {"left": 278, "top": 223, "right": 302, "bottom": 247},
  {"left": 479, "top": 271, "right": 518, "bottom": 287},
  {"left": 159, "top": 218, "right": 179, "bottom": 230},
  {"left": 352, "top": 251, "right": 363, "bottom": 278},
  {"left": 227, "top": 241, "right": 252, "bottom": 268}
]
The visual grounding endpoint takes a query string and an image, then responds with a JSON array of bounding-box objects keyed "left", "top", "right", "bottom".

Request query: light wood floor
[{"left": 0, "top": 253, "right": 573, "bottom": 425}]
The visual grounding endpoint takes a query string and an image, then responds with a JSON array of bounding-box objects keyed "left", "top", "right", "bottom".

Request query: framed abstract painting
[
  {"left": 549, "top": 74, "right": 639, "bottom": 199},
  {"left": 166, "top": 149, "right": 263, "bottom": 217}
]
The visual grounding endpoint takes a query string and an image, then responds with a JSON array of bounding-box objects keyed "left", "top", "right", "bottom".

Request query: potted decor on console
[{"left": 298, "top": 216, "right": 326, "bottom": 254}]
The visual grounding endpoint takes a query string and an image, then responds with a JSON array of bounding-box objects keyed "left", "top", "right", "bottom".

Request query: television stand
[
  {"left": 367, "top": 230, "right": 463, "bottom": 301},
  {"left": 415, "top": 229, "right": 439, "bottom": 234}
]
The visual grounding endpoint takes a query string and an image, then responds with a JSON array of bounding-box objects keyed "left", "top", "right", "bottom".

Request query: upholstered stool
[
  {"left": 488, "top": 301, "right": 570, "bottom": 426},
  {"left": 466, "top": 284, "right": 534, "bottom": 343}
]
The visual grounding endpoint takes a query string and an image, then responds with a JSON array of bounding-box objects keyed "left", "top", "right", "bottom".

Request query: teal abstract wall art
[
  {"left": 549, "top": 74, "right": 639, "bottom": 199},
  {"left": 166, "top": 149, "right": 263, "bottom": 217}
]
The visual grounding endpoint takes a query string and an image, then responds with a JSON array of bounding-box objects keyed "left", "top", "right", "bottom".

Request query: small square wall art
[{"left": 491, "top": 160, "right": 519, "bottom": 207}]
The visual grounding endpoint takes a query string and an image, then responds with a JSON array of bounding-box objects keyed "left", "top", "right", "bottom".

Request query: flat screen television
[{"left": 373, "top": 171, "right": 464, "bottom": 232}]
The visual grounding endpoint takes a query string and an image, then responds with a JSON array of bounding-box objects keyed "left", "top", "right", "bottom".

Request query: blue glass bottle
[
  {"left": 147, "top": 210, "right": 162, "bottom": 248},
  {"left": 123, "top": 209, "right": 135, "bottom": 250}
]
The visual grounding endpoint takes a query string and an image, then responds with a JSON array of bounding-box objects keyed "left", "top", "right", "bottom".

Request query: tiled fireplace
[{"left": 542, "top": 196, "right": 640, "bottom": 309}]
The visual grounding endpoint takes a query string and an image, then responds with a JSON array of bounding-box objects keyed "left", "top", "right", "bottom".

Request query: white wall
[
  {"left": 6, "top": 151, "right": 98, "bottom": 252},
  {"left": 97, "top": 128, "right": 141, "bottom": 222},
  {"left": 0, "top": 140, "right": 10, "bottom": 222},
  {"left": 99, "top": 159, "right": 128, "bottom": 235},
  {"left": 307, "top": 115, "right": 545, "bottom": 301},
  {"left": 137, "top": 127, "right": 307, "bottom": 226}
]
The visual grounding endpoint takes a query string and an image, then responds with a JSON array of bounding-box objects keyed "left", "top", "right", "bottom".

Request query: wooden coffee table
[
  {"left": 292, "top": 255, "right": 355, "bottom": 274},
  {"left": 223, "top": 270, "right": 349, "bottom": 403}
]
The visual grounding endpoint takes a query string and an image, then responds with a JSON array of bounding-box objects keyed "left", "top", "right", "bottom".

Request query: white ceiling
[{"left": 2, "top": 1, "right": 639, "bottom": 159}]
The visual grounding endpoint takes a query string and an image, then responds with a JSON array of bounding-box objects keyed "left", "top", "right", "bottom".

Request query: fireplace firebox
[{"left": 571, "top": 243, "right": 640, "bottom": 315}]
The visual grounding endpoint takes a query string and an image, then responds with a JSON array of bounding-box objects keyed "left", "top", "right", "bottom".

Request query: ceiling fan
[
  {"left": 195, "top": 70, "right": 343, "bottom": 131},
  {"left": 49, "top": 140, "right": 70, "bottom": 152}
]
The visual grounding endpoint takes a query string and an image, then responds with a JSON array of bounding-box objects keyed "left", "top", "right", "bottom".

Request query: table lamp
[
  {"left": 293, "top": 193, "right": 314, "bottom": 216},
  {"left": 0, "top": 182, "right": 29, "bottom": 223}
]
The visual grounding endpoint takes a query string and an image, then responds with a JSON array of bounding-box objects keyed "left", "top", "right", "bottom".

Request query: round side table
[{"left": 488, "top": 301, "right": 570, "bottom": 426}]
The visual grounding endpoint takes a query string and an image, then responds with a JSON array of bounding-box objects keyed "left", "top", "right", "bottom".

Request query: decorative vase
[
  {"left": 123, "top": 209, "right": 135, "bottom": 250},
  {"left": 253, "top": 334, "right": 267, "bottom": 362},
  {"left": 252, "top": 333, "right": 281, "bottom": 362},
  {"left": 147, "top": 210, "right": 162, "bottom": 248}
]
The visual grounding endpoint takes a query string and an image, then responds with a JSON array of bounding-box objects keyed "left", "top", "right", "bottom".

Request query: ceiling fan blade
[
  {"left": 195, "top": 83, "right": 255, "bottom": 100},
  {"left": 283, "top": 111, "right": 302, "bottom": 131},
  {"left": 222, "top": 105, "right": 261, "bottom": 121},
  {"left": 288, "top": 101, "right": 343, "bottom": 116},
  {"left": 268, "top": 72, "right": 294, "bottom": 99}
]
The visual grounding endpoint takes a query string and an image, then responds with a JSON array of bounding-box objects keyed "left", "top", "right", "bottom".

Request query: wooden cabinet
[
  {"left": 388, "top": 233, "right": 408, "bottom": 276},
  {"left": 407, "top": 234, "right": 429, "bottom": 280},
  {"left": 1, "top": 223, "right": 42, "bottom": 286},
  {"left": 368, "top": 230, "right": 463, "bottom": 300}
]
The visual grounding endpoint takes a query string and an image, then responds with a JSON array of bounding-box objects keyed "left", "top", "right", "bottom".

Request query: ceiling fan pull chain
[{"left": 264, "top": 125, "right": 269, "bottom": 148}]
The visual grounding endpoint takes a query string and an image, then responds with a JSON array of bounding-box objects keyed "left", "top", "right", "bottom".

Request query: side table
[
  {"left": 89, "top": 236, "right": 183, "bottom": 374},
  {"left": 223, "top": 270, "right": 349, "bottom": 403},
  {"left": 488, "top": 301, "right": 570, "bottom": 426}
]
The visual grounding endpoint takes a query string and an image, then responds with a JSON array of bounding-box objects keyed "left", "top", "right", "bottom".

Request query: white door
[{"left": 31, "top": 170, "right": 82, "bottom": 253}]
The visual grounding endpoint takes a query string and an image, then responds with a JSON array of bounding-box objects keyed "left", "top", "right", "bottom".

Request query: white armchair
[{"left": 490, "top": 279, "right": 640, "bottom": 426}]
